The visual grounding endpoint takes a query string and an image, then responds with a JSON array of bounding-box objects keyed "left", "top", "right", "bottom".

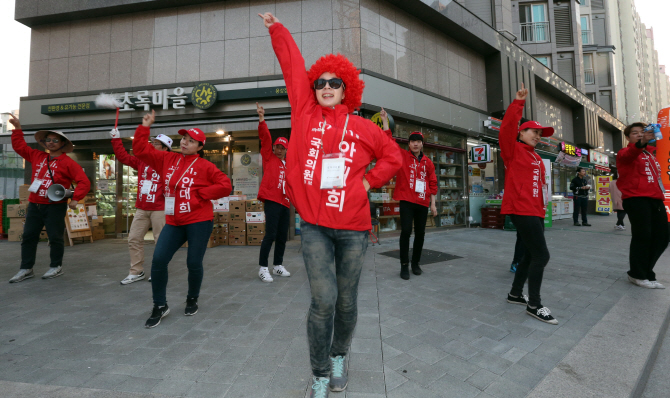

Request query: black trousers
[
  {"left": 622, "top": 197, "right": 669, "bottom": 282},
  {"left": 509, "top": 215, "right": 550, "bottom": 308},
  {"left": 259, "top": 200, "right": 290, "bottom": 267},
  {"left": 615, "top": 210, "right": 627, "bottom": 226},
  {"left": 21, "top": 202, "right": 68, "bottom": 270},
  {"left": 399, "top": 200, "right": 429, "bottom": 265},
  {"left": 512, "top": 230, "right": 526, "bottom": 264},
  {"left": 573, "top": 196, "right": 588, "bottom": 223}
]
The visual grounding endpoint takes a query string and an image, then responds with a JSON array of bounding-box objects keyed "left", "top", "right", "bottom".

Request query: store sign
[
  {"left": 560, "top": 142, "right": 582, "bottom": 157},
  {"left": 596, "top": 175, "right": 612, "bottom": 213},
  {"left": 41, "top": 85, "right": 288, "bottom": 115},
  {"left": 484, "top": 117, "right": 502, "bottom": 131},
  {"left": 469, "top": 144, "right": 491, "bottom": 163},
  {"left": 370, "top": 112, "right": 395, "bottom": 132},
  {"left": 589, "top": 150, "right": 609, "bottom": 167}
]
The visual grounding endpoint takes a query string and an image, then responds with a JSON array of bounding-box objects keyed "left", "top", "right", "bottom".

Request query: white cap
[{"left": 153, "top": 134, "right": 173, "bottom": 148}]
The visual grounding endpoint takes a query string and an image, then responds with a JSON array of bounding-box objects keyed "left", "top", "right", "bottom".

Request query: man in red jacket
[
  {"left": 8, "top": 114, "right": 91, "bottom": 283},
  {"left": 380, "top": 109, "right": 438, "bottom": 280},
  {"left": 110, "top": 128, "right": 172, "bottom": 285},
  {"left": 255, "top": 103, "right": 291, "bottom": 283},
  {"left": 616, "top": 122, "right": 668, "bottom": 289}
]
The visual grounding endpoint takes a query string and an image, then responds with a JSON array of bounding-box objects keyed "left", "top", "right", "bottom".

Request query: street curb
[{"left": 526, "top": 266, "right": 670, "bottom": 398}]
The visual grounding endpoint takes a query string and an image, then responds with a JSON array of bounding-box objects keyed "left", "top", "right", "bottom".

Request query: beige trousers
[{"left": 128, "top": 209, "right": 165, "bottom": 275}]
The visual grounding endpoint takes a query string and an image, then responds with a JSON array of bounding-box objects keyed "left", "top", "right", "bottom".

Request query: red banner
[{"left": 656, "top": 107, "right": 670, "bottom": 221}]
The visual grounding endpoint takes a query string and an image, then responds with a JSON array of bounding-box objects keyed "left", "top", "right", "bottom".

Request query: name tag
[
  {"left": 415, "top": 180, "right": 426, "bottom": 193},
  {"left": 320, "top": 153, "right": 346, "bottom": 190},
  {"left": 29, "top": 179, "right": 43, "bottom": 193},
  {"left": 140, "top": 180, "right": 153, "bottom": 195},
  {"left": 165, "top": 197, "right": 175, "bottom": 215},
  {"left": 659, "top": 179, "right": 666, "bottom": 194}
]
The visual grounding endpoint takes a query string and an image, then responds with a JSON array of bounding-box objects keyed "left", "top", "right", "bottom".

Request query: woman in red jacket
[
  {"left": 8, "top": 114, "right": 91, "bottom": 283},
  {"left": 260, "top": 12, "right": 402, "bottom": 397},
  {"left": 616, "top": 123, "right": 668, "bottom": 289},
  {"left": 111, "top": 129, "right": 172, "bottom": 285},
  {"left": 500, "top": 84, "right": 558, "bottom": 325},
  {"left": 380, "top": 109, "right": 438, "bottom": 280},
  {"left": 255, "top": 102, "right": 291, "bottom": 283},
  {"left": 133, "top": 110, "right": 231, "bottom": 328}
]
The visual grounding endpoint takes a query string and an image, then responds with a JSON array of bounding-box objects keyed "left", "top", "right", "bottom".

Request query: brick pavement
[{"left": 0, "top": 214, "right": 665, "bottom": 398}]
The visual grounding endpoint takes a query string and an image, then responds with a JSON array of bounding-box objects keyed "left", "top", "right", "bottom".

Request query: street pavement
[{"left": 0, "top": 214, "right": 668, "bottom": 398}]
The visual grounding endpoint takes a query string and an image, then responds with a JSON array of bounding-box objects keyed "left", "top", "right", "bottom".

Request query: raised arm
[
  {"left": 132, "top": 110, "right": 167, "bottom": 174},
  {"left": 111, "top": 137, "right": 141, "bottom": 170},
  {"left": 364, "top": 121, "right": 403, "bottom": 189},
  {"left": 499, "top": 85, "right": 528, "bottom": 164},
  {"left": 261, "top": 13, "right": 316, "bottom": 118},
  {"left": 616, "top": 145, "right": 645, "bottom": 165},
  {"left": 257, "top": 103, "right": 273, "bottom": 162},
  {"left": 9, "top": 115, "right": 41, "bottom": 162}
]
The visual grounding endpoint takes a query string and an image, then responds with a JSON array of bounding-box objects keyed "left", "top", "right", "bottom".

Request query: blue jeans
[
  {"left": 301, "top": 221, "right": 368, "bottom": 377},
  {"left": 151, "top": 221, "right": 213, "bottom": 306}
]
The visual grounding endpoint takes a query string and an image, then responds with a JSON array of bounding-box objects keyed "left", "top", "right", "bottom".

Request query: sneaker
[
  {"left": 120, "top": 272, "right": 145, "bottom": 285},
  {"left": 620, "top": 225, "right": 626, "bottom": 230},
  {"left": 306, "top": 376, "right": 330, "bottom": 398},
  {"left": 148, "top": 276, "right": 152, "bottom": 282},
  {"left": 259, "top": 267, "right": 273, "bottom": 283},
  {"left": 526, "top": 305, "right": 558, "bottom": 325},
  {"left": 510, "top": 263, "right": 518, "bottom": 273},
  {"left": 9, "top": 269, "right": 34, "bottom": 283},
  {"left": 582, "top": 223, "right": 592, "bottom": 227},
  {"left": 400, "top": 263, "right": 410, "bottom": 280},
  {"left": 628, "top": 275, "right": 655, "bottom": 289},
  {"left": 411, "top": 263, "right": 422, "bottom": 275},
  {"left": 273, "top": 265, "right": 291, "bottom": 277},
  {"left": 650, "top": 281, "right": 666, "bottom": 289},
  {"left": 574, "top": 223, "right": 581, "bottom": 226},
  {"left": 329, "top": 355, "right": 348, "bottom": 392},
  {"left": 185, "top": 297, "right": 198, "bottom": 316},
  {"left": 42, "top": 266, "right": 63, "bottom": 279},
  {"left": 507, "top": 293, "right": 529, "bottom": 306},
  {"left": 145, "top": 305, "right": 170, "bottom": 328}
]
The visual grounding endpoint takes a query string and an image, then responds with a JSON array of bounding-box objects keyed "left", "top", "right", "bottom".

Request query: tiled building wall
[{"left": 27, "top": 0, "right": 487, "bottom": 111}]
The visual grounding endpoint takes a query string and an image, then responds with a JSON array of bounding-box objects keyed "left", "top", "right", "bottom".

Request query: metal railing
[
  {"left": 584, "top": 69, "right": 595, "bottom": 84},
  {"left": 581, "top": 30, "right": 592, "bottom": 45},
  {"left": 520, "top": 22, "right": 550, "bottom": 44}
]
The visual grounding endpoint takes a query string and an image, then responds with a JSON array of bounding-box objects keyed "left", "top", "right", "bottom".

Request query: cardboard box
[
  {"left": 229, "top": 222, "right": 246, "bottom": 233},
  {"left": 229, "top": 232, "right": 246, "bottom": 246},
  {"left": 19, "top": 184, "right": 29, "bottom": 202},
  {"left": 219, "top": 223, "right": 229, "bottom": 234},
  {"left": 247, "top": 223, "right": 266, "bottom": 235},
  {"left": 218, "top": 234, "right": 229, "bottom": 246},
  {"left": 8, "top": 229, "right": 23, "bottom": 242},
  {"left": 212, "top": 198, "right": 229, "bottom": 212},
  {"left": 217, "top": 213, "right": 231, "bottom": 223},
  {"left": 89, "top": 216, "right": 102, "bottom": 226},
  {"left": 246, "top": 212, "right": 265, "bottom": 223},
  {"left": 39, "top": 231, "right": 48, "bottom": 240},
  {"left": 247, "top": 235, "right": 263, "bottom": 246},
  {"left": 92, "top": 229, "right": 105, "bottom": 241},
  {"left": 207, "top": 237, "right": 218, "bottom": 248},
  {"left": 246, "top": 200, "right": 264, "bottom": 212},
  {"left": 6, "top": 204, "right": 27, "bottom": 218},
  {"left": 230, "top": 212, "right": 246, "bottom": 222},
  {"left": 229, "top": 200, "right": 246, "bottom": 213},
  {"left": 233, "top": 191, "right": 243, "bottom": 195},
  {"left": 8, "top": 217, "right": 25, "bottom": 230}
]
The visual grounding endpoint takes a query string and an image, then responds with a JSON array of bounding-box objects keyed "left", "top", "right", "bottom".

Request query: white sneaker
[
  {"left": 42, "top": 266, "right": 63, "bottom": 279},
  {"left": 273, "top": 265, "right": 291, "bottom": 277},
  {"left": 650, "top": 281, "right": 666, "bottom": 289},
  {"left": 9, "top": 269, "right": 34, "bottom": 283},
  {"left": 120, "top": 272, "right": 145, "bottom": 285},
  {"left": 259, "top": 267, "right": 273, "bottom": 283},
  {"left": 628, "top": 275, "right": 655, "bottom": 289}
]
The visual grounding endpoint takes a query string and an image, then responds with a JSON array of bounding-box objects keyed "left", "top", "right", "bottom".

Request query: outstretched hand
[
  {"left": 258, "top": 12, "right": 279, "bottom": 28},
  {"left": 8, "top": 113, "right": 21, "bottom": 130},
  {"left": 380, "top": 107, "right": 390, "bottom": 130},
  {"left": 142, "top": 110, "right": 155, "bottom": 127},
  {"left": 515, "top": 83, "right": 528, "bottom": 101},
  {"left": 256, "top": 102, "right": 265, "bottom": 122}
]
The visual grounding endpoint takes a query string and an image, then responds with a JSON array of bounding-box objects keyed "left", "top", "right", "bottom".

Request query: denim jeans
[
  {"left": 151, "top": 220, "right": 213, "bottom": 306},
  {"left": 21, "top": 202, "right": 67, "bottom": 270},
  {"left": 300, "top": 221, "right": 368, "bottom": 377},
  {"left": 509, "top": 215, "right": 550, "bottom": 308},
  {"left": 259, "top": 200, "right": 290, "bottom": 267}
]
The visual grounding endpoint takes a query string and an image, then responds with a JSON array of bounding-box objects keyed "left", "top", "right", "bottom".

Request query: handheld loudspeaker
[{"left": 46, "top": 184, "right": 73, "bottom": 202}]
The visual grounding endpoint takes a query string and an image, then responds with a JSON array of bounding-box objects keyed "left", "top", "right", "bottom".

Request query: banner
[
  {"left": 595, "top": 175, "right": 612, "bottom": 213},
  {"left": 657, "top": 107, "right": 670, "bottom": 221},
  {"left": 555, "top": 151, "right": 581, "bottom": 167}
]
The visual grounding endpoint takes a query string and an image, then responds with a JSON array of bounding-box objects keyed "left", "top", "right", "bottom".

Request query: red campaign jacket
[
  {"left": 383, "top": 130, "right": 438, "bottom": 207},
  {"left": 270, "top": 23, "right": 402, "bottom": 231},
  {"left": 257, "top": 121, "right": 290, "bottom": 208},
  {"left": 112, "top": 138, "right": 165, "bottom": 211},
  {"left": 616, "top": 142, "right": 665, "bottom": 201},
  {"left": 132, "top": 125, "right": 232, "bottom": 226},
  {"left": 499, "top": 100, "right": 548, "bottom": 218},
  {"left": 12, "top": 129, "right": 90, "bottom": 204}
]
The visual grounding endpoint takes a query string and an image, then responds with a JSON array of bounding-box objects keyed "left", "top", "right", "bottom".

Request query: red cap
[
  {"left": 178, "top": 128, "right": 206, "bottom": 144},
  {"left": 518, "top": 121, "right": 554, "bottom": 137},
  {"left": 274, "top": 137, "right": 289, "bottom": 148},
  {"left": 408, "top": 131, "right": 424, "bottom": 141}
]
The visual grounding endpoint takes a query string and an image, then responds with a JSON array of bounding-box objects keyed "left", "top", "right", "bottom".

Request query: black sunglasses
[
  {"left": 43, "top": 138, "right": 61, "bottom": 143},
  {"left": 313, "top": 78, "right": 345, "bottom": 90}
]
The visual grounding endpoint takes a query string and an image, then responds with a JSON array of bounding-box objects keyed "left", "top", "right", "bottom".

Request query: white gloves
[{"left": 109, "top": 128, "right": 120, "bottom": 139}]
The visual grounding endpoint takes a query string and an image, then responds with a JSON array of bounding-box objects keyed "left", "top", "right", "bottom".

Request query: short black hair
[
  {"left": 576, "top": 167, "right": 584, "bottom": 173},
  {"left": 623, "top": 122, "right": 646, "bottom": 137}
]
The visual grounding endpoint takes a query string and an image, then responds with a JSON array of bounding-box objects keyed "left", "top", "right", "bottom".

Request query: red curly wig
[{"left": 307, "top": 53, "right": 364, "bottom": 114}]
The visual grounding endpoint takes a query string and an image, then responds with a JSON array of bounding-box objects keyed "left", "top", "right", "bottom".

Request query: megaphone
[{"left": 47, "top": 184, "right": 73, "bottom": 202}]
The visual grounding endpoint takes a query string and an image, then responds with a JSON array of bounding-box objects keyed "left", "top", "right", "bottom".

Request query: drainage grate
[{"left": 378, "top": 249, "right": 463, "bottom": 265}]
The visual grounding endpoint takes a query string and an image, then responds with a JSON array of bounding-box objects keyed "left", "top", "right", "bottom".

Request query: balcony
[
  {"left": 581, "top": 30, "right": 592, "bottom": 45},
  {"left": 520, "top": 22, "right": 550, "bottom": 44},
  {"left": 584, "top": 69, "right": 595, "bottom": 84}
]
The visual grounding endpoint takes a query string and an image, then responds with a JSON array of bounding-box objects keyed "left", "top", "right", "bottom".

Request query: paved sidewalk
[{"left": 0, "top": 214, "right": 667, "bottom": 398}]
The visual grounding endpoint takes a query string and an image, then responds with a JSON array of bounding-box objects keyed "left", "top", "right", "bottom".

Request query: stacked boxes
[
  {"left": 208, "top": 195, "right": 267, "bottom": 247},
  {"left": 7, "top": 203, "right": 28, "bottom": 242},
  {"left": 246, "top": 200, "right": 265, "bottom": 246},
  {"left": 212, "top": 213, "right": 229, "bottom": 246}
]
